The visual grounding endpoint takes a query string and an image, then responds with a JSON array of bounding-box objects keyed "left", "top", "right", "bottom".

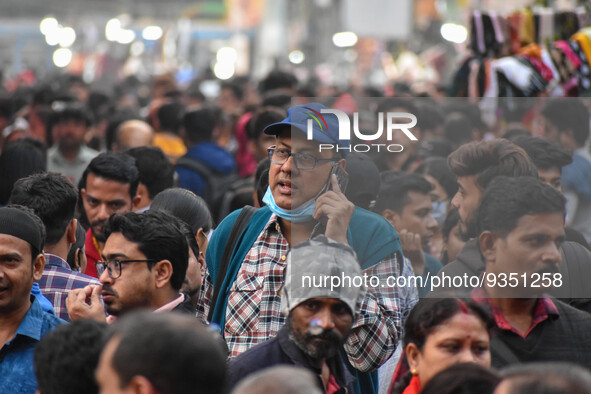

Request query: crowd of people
[{"left": 0, "top": 63, "right": 590, "bottom": 394}]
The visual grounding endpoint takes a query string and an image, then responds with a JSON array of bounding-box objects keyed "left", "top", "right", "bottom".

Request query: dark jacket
[
  {"left": 176, "top": 142, "right": 236, "bottom": 197},
  {"left": 227, "top": 326, "right": 355, "bottom": 393},
  {"left": 172, "top": 293, "right": 197, "bottom": 315}
]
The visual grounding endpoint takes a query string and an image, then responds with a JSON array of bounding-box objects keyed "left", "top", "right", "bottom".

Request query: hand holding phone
[
  {"left": 313, "top": 164, "right": 354, "bottom": 244},
  {"left": 327, "top": 164, "right": 349, "bottom": 194}
]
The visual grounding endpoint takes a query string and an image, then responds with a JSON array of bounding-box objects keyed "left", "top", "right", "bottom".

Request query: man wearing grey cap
[
  {"left": 205, "top": 102, "right": 414, "bottom": 394},
  {"left": 227, "top": 237, "right": 362, "bottom": 393},
  {"left": 0, "top": 206, "right": 64, "bottom": 393}
]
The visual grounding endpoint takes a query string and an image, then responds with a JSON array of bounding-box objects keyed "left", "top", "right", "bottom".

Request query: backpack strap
[
  {"left": 490, "top": 335, "right": 521, "bottom": 366},
  {"left": 208, "top": 205, "right": 258, "bottom": 322},
  {"left": 176, "top": 156, "right": 216, "bottom": 201}
]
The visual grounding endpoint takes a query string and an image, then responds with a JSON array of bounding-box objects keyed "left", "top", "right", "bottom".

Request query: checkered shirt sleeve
[
  {"left": 39, "top": 255, "right": 101, "bottom": 321},
  {"left": 345, "top": 252, "right": 412, "bottom": 372}
]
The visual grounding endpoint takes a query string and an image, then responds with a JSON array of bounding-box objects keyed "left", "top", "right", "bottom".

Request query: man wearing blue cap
[
  {"left": 0, "top": 206, "right": 64, "bottom": 393},
  {"left": 204, "top": 103, "right": 415, "bottom": 393}
]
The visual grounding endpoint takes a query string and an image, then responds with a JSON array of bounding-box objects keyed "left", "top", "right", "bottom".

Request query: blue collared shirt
[{"left": 0, "top": 296, "right": 65, "bottom": 393}]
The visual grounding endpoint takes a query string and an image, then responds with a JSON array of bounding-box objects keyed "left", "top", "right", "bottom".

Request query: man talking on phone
[{"left": 203, "top": 102, "right": 416, "bottom": 394}]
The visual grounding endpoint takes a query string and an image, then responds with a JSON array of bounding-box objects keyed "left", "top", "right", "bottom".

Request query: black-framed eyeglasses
[
  {"left": 267, "top": 146, "right": 337, "bottom": 170},
  {"left": 96, "top": 259, "right": 157, "bottom": 279}
]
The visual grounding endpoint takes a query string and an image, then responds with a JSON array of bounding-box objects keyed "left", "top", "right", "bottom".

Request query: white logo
[{"left": 306, "top": 108, "right": 418, "bottom": 153}]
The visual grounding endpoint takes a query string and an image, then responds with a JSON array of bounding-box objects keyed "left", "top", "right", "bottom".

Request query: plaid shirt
[
  {"left": 203, "top": 214, "right": 415, "bottom": 372},
  {"left": 38, "top": 254, "right": 100, "bottom": 321}
]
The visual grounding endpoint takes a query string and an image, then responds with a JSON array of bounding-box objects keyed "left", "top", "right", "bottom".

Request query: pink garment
[
  {"left": 106, "top": 294, "right": 185, "bottom": 324},
  {"left": 234, "top": 112, "right": 257, "bottom": 178},
  {"left": 555, "top": 41, "right": 581, "bottom": 69},
  {"left": 154, "top": 294, "right": 185, "bottom": 312},
  {"left": 525, "top": 55, "right": 554, "bottom": 81}
]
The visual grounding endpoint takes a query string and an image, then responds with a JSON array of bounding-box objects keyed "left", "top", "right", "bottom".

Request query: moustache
[
  {"left": 90, "top": 219, "right": 106, "bottom": 229},
  {"left": 101, "top": 285, "right": 117, "bottom": 297},
  {"left": 535, "top": 264, "right": 560, "bottom": 276},
  {"left": 91, "top": 220, "right": 107, "bottom": 242},
  {"left": 302, "top": 328, "right": 342, "bottom": 345}
]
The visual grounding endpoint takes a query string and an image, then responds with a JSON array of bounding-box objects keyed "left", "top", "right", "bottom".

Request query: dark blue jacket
[
  {"left": 176, "top": 142, "right": 235, "bottom": 197},
  {"left": 227, "top": 326, "right": 355, "bottom": 393}
]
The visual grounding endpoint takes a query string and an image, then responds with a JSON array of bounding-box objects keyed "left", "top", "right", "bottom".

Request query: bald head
[
  {"left": 232, "top": 366, "right": 322, "bottom": 394},
  {"left": 114, "top": 120, "right": 154, "bottom": 151}
]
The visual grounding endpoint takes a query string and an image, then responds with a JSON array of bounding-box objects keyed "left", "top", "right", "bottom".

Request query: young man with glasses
[
  {"left": 204, "top": 103, "right": 415, "bottom": 394},
  {"left": 66, "top": 211, "right": 194, "bottom": 322}
]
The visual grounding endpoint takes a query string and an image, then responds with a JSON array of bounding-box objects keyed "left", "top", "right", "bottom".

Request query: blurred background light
[
  {"left": 53, "top": 48, "right": 72, "bottom": 67},
  {"left": 332, "top": 31, "right": 358, "bottom": 47},
  {"left": 117, "top": 29, "right": 136, "bottom": 44},
  {"left": 288, "top": 50, "right": 305, "bottom": 64},
  {"left": 142, "top": 25, "right": 163, "bottom": 40},
  {"left": 45, "top": 26, "right": 62, "bottom": 46},
  {"left": 59, "top": 27, "right": 76, "bottom": 47},
  {"left": 105, "top": 18, "right": 121, "bottom": 42},
  {"left": 440, "top": 23, "right": 467, "bottom": 44},
  {"left": 216, "top": 47, "right": 238, "bottom": 64},
  {"left": 39, "top": 17, "right": 58, "bottom": 36},
  {"left": 214, "top": 62, "right": 235, "bottom": 80},
  {"left": 130, "top": 41, "right": 145, "bottom": 56}
]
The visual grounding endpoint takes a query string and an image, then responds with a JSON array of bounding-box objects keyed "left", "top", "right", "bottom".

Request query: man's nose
[
  {"left": 544, "top": 242, "right": 562, "bottom": 266},
  {"left": 426, "top": 213, "right": 438, "bottom": 231},
  {"left": 314, "top": 307, "right": 336, "bottom": 331},
  {"left": 451, "top": 191, "right": 461, "bottom": 209},
  {"left": 96, "top": 204, "right": 110, "bottom": 221},
  {"left": 98, "top": 267, "right": 112, "bottom": 284},
  {"left": 282, "top": 154, "right": 294, "bottom": 173}
]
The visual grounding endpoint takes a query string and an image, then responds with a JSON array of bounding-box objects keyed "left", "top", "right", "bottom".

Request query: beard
[
  {"left": 458, "top": 211, "right": 479, "bottom": 241},
  {"left": 287, "top": 315, "right": 345, "bottom": 360},
  {"left": 90, "top": 219, "right": 107, "bottom": 243},
  {"left": 181, "top": 279, "right": 201, "bottom": 298}
]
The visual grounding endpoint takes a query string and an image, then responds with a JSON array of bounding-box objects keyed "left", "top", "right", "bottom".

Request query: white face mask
[
  {"left": 432, "top": 200, "right": 448, "bottom": 227},
  {"left": 262, "top": 188, "right": 317, "bottom": 223}
]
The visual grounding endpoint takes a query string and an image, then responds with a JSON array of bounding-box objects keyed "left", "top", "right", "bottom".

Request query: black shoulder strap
[
  {"left": 208, "top": 205, "right": 258, "bottom": 322},
  {"left": 490, "top": 335, "right": 521, "bottom": 366}
]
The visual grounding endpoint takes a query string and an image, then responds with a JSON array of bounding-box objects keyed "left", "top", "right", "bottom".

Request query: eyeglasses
[
  {"left": 267, "top": 146, "right": 337, "bottom": 170},
  {"left": 96, "top": 259, "right": 156, "bottom": 279}
]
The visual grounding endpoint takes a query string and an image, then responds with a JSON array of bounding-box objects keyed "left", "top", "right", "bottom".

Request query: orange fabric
[
  {"left": 572, "top": 31, "right": 591, "bottom": 69},
  {"left": 518, "top": 43, "right": 542, "bottom": 59},
  {"left": 153, "top": 133, "right": 187, "bottom": 163}
]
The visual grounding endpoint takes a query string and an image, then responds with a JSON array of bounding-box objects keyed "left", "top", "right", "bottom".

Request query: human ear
[
  {"left": 152, "top": 260, "right": 173, "bottom": 289},
  {"left": 128, "top": 375, "right": 159, "bottom": 394},
  {"left": 33, "top": 254, "right": 46, "bottom": 281},
  {"left": 406, "top": 343, "right": 421, "bottom": 372},
  {"left": 66, "top": 219, "right": 77, "bottom": 245},
  {"left": 382, "top": 209, "right": 401, "bottom": 228},
  {"left": 478, "top": 231, "right": 497, "bottom": 264}
]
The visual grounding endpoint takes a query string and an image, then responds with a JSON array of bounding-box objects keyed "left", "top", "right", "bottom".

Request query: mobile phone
[{"left": 327, "top": 164, "right": 349, "bottom": 194}]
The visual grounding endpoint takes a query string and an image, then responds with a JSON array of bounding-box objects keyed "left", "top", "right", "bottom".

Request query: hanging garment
[
  {"left": 519, "top": 9, "right": 535, "bottom": 46},
  {"left": 569, "top": 39, "right": 591, "bottom": 95},
  {"left": 537, "top": 8, "right": 555, "bottom": 44}
]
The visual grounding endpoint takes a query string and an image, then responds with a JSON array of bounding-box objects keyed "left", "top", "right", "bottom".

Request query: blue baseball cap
[{"left": 263, "top": 102, "right": 350, "bottom": 155}]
